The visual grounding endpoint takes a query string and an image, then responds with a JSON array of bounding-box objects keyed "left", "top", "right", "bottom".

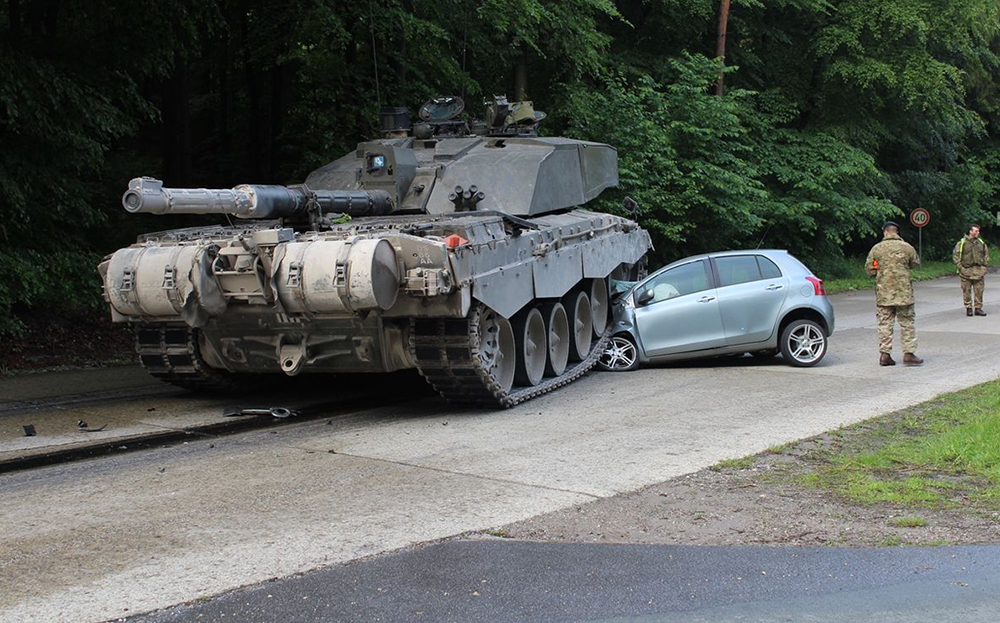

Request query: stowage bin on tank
[{"left": 100, "top": 97, "right": 652, "bottom": 407}]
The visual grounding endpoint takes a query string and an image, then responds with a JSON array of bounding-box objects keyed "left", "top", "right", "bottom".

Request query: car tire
[
  {"left": 779, "top": 319, "right": 827, "bottom": 367},
  {"left": 598, "top": 334, "right": 640, "bottom": 372}
]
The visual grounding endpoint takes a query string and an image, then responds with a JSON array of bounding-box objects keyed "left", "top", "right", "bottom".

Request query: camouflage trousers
[
  {"left": 876, "top": 305, "right": 917, "bottom": 354},
  {"left": 960, "top": 277, "right": 985, "bottom": 309}
]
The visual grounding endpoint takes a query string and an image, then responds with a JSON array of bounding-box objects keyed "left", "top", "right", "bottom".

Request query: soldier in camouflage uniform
[
  {"left": 953, "top": 224, "right": 988, "bottom": 316},
  {"left": 865, "top": 221, "right": 924, "bottom": 366}
]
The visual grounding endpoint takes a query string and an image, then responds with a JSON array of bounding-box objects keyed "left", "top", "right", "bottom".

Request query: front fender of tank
[{"left": 452, "top": 211, "right": 651, "bottom": 319}]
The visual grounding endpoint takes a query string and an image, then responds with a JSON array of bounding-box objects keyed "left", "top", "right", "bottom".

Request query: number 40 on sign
[
  {"left": 910, "top": 208, "right": 930, "bottom": 228},
  {"left": 910, "top": 208, "right": 930, "bottom": 261}
]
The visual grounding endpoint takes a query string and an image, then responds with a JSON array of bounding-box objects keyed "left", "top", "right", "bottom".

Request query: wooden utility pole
[{"left": 715, "top": 0, "right": 731, "bottom": 96}]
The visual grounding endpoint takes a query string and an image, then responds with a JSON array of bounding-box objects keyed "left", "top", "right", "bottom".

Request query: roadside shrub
[{"left": 0, "top": 250, "right": 104, "bottom": 339}]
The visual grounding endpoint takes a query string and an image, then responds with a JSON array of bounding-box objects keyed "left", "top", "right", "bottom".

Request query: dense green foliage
[{"left": 2, "top": 0, "right": 999, "bottom": 336}]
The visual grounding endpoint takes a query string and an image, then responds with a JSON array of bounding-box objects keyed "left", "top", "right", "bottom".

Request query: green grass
[
  {"left": 878, "top": 535, "right": 905, "bottom": 547},
  {"left": 822, "top": 247, "right": 999, "bottom": 295},
  {"left": 823, "top": 259, "right": 956, "bottom": 295},
  {"left": 890, "top": 516, "right": 928, "bottom": 528},
  {"left": 796, "top": 379, "right": 1000, "bottom": 509},
  {"left": 711, "top": 456, "right": 755, "bottom": 471},
  {"left": 482, "top": 528, "right": 510, "bottom": 538}
]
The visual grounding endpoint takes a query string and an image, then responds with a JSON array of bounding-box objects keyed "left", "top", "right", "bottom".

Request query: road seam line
[{"left": 279, "top": 445, "right": 602, "bottom": 500}]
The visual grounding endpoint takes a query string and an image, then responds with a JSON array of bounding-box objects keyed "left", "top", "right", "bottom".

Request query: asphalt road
[
  {"left": 138, "top": 540, "right": 1000, "bottom": 623},
  {"left": 1, "top": 276, "right": 998, "bottom": 622}
]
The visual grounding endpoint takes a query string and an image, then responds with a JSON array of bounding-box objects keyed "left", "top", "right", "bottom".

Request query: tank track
[
  {"left": 135, "top": 326, "right": 245, "bottom": 392},
  {"left": 410, "top": 304, "right": 610, "bottom": 408}
]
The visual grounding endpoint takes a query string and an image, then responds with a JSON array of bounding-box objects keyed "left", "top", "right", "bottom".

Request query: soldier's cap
[{"left": 882, "top": 221, "right": 900, "bottom": 231}]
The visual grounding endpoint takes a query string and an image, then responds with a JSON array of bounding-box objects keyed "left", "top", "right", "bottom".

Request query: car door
[
  {"left": 713, "top": 254, "right": 789, "bottom": 345},
  {"left": 633, "top": 259, "right": 725, "bottom": 357}
]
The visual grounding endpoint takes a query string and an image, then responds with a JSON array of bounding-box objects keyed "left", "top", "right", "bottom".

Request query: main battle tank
[{"left": 100, "top": 96, "right": 651, "bottom": 407}]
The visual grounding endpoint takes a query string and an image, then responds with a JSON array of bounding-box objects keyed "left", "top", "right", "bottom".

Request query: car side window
[
  {"left": 643, "top": 260, "right": 710, "bottom": 304},
  {"left": 715, "top": 255, "right": 762, "bottom": 287},
  {"left": 757, "top": 256, "right": 783, "bottom": 279}
]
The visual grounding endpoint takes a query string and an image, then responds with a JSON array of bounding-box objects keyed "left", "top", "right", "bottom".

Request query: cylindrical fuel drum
[{"left": 274, "top": 238, "right": 399, "bottom": 313}]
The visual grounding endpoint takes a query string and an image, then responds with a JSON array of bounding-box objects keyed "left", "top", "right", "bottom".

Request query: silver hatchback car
[{"left": 598, "top": 250, "right": 835, "bottom": 371}]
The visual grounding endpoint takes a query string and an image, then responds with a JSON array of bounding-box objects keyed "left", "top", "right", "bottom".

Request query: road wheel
[
  {"left": 779, "top": 319, "right": 827, "bottom": 367},
  {"left": 565, "top": 290, "right": 593, "bottom": 362},
  {"left": 478, "top": 306, "right": 516, "bottom": 393},
  {"left": 598, "top": 334, "right": 639, "bottom": 372},
  {"left": 590, "top": 277, "right": 610, "bottom": 338},
  {"left": 540, "top": 302, "right": 570, "bottom": 377},
  {"left": 513, "top": 306, "right": 547, "bottom": 386}
]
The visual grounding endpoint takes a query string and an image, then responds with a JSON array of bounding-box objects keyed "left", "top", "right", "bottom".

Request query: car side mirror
[{"left": 636, "top": 288, "right": 654, "bottom": 306}]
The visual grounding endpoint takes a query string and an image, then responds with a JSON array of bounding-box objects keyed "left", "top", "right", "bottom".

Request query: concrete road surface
[{"left": 1, "top": 276, "right": 997, "bottom": 622}]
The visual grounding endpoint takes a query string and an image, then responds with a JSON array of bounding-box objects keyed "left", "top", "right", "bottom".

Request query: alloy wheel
[
  {"left": 785, "top": 322, "right": 826, "bottom": 365},
  {"left": 598, "top": 335, "right": 638, "bottom": 371}
]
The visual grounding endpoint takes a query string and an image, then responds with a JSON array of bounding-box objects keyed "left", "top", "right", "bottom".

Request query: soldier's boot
[
  {"left": 967, "top": 308, "right": 974, "bottom": 317},
  {"left": 903, "top": 353, "right": 924, "bottom": 366},
  {"left": 879, "top": 353, "right": 896, "bottom": 366},
  {"left": 975, "top": 308, "right": 987, "bottom": 316}
]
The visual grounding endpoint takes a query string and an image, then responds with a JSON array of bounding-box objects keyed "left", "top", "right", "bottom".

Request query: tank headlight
[{"left": 367, "top": 154, "right": 386, "bottom": 172}]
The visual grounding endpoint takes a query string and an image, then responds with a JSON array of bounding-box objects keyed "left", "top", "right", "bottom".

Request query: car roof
[
  {"left": 710, "top": 249, "right": 789, "bottom": 259},
  {"left": 659, "top": 249, "right": 790, "bottom": 270}
]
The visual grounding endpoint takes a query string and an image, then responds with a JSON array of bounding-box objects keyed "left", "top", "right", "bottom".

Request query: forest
[{"left": 2, "top": 0, "right": 999, "bottom": 337}]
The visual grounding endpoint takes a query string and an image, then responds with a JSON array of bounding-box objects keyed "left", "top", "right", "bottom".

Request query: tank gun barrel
[{"left": 121, "top": 177, "right": 393, "bottom": 219}]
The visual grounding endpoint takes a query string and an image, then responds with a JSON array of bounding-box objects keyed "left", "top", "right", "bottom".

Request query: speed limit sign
[{"left": 910, "top": 208, "right": 931, "bottom": 228}]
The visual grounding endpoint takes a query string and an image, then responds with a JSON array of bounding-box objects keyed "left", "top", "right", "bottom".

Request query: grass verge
[
  {"left": 823, "top": 247, "right": 998, "bottom": 295},
  {"left": 788, "top": 379, "right": 1000, "bottom": 510}
]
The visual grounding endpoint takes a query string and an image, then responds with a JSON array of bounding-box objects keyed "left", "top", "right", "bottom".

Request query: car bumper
[{"left": 608, "top": 303, "right": 646, "bottom": 362}]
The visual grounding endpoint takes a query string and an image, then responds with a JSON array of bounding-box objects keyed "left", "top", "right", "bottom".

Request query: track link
[
  {"left": 135, "top": 326, "right": 244, "bottom": 392},
  {"left": 410, "top": 304, "right": 610, "bottom": 408}
]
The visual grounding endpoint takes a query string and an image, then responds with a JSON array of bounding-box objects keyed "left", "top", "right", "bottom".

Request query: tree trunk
[
  {"left": 217, "top": 33, "right": 231, "bottom": 179},
  {"left": 162, "top": 52, "right": 192, "bottom": 185},
  {"left": 514, "top": 47, "right": 528, "bottom": 101},
  {"left": 715, "top": 0, "right": 731, "bottom": 96},
  {"left": 8, "top": 0, "right": 22, "bottom": 49},
  {"left": 241, "top": 10, "right": 263, "bottom": 181},
  {"left": 42, "top": 0, "right": 59, "bottom": 42},
  {"left": 269, "top": 63, "right": 285, "bottom": 182}
]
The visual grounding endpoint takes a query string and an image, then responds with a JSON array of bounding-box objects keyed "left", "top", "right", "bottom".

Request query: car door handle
[
  {"left": 765, "top": 284, "right": 784, "bottom": 291},
  {"left": 697, "top": 296, "right": 716, "bottom": 303}
]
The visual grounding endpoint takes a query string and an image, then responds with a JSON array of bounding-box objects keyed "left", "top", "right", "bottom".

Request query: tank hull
[{"left": 103, "top": 210, "right": 649, "bottom": 405}]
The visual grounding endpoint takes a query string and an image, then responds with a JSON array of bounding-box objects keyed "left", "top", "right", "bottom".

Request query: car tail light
[{"left": 806, "top": 276, "right": 826, "bottom": 296}]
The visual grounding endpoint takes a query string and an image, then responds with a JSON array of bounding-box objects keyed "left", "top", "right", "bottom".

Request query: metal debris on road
[
  {"left": 77, "top": 420, "right": 108, "bottom": 432},
  {"left": 223, "top": 407, "right": 298, "bottom": 419},
  {"left": 77, "top": 423, "right": 108, "bottom": 432}
]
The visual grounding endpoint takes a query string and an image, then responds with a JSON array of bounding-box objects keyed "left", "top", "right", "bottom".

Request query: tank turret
[
  {"left": 100, "top": 97, "right": 651, "bottom": 408},
  {"left": 123, "top": 97, "right": 617, "bottom": 222}
]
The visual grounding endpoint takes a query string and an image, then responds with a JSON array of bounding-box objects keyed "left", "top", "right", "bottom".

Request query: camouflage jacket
[
  {"left": 953, "top": 236, "right": 989, "bottom": 280},
  {"left": 865, "top": 232, "right": 919, "bottom": 306}
]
